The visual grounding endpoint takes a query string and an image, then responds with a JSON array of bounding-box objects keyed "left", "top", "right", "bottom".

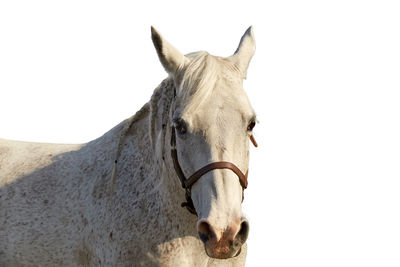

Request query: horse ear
[
  {"left": 151, "top": 26, "right": 188, "bottom": 75},
  {"left": 229, "top": 26, "right": 256, "bottom": 79}
]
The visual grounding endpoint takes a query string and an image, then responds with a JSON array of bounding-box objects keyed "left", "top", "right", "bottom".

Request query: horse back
[{"left": 0, "top": 139, "right": 89, "bottom": 266}]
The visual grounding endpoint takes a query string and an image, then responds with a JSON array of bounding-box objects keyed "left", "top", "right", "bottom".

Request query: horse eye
[
  {"left": 174, "top": 119, "right": 187, "bottom": 135},
  {"left": 247, "top": 120, "right": 256, "bottom": 131}
]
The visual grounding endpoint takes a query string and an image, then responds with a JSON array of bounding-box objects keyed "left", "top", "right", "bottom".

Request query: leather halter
[{"left": 170, "top": 126, "right": 257, "bottom": 215}]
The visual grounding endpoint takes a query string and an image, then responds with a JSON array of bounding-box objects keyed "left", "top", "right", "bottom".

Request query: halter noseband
[{"left": 170, "top": 126, "right": 257, "bottom": 215}]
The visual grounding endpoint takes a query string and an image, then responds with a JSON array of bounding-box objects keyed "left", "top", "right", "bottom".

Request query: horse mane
[
  {"left": 110, "top": 78, "right": 175, "bottom": 190},
  {"left": 110, "top": 102, "right": 150, "bottom": 190}
]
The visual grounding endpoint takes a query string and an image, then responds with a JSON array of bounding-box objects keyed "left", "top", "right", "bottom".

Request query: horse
[{"left": 0, "top": 26, "right": 256, "bottom": 266}]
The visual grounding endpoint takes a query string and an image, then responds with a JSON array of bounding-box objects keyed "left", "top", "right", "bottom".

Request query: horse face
[
  {"left": 176, "top": 84, "right": 255, "bottom": 259},
  {"left": 152, "top": 26, "right": 256, "bottom": 259}
]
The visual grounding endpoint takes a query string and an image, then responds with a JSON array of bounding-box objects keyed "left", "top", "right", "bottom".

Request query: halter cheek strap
[{"left": 170, "top": 126, "right": 257, "bottom": 215}]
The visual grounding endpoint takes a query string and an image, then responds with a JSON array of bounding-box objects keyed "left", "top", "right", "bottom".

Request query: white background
[{"left": 1, "top": 1, "right": 399, "bottom": 266}]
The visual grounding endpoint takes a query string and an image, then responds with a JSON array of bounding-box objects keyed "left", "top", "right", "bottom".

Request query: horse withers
[{"left": 0, "top": 26, "right": 256, "bottom": 266}]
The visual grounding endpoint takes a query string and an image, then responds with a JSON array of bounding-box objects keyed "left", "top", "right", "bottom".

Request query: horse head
[{"left": 151, "top": 26, "right": 256, "bottom": 259}]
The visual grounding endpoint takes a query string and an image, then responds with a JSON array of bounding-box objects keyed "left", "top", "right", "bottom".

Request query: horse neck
[{"left": 95, "top": 80, "right": 196, "bottom": 228}]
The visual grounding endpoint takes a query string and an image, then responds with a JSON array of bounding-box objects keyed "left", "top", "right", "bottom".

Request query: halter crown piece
[{"left": 170, "top": 124, "right": 257, "bottom": 215}]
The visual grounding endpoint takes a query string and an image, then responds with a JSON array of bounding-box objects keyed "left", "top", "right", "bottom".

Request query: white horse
[{"left": 0, "top": 26, "right": 256, "bottom": 266}]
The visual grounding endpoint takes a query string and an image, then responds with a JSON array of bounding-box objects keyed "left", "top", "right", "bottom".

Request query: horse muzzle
[{"left": 197, "top": 218, "right": 249, "bottom": 259}]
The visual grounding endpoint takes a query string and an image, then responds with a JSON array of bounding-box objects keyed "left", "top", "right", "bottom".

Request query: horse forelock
[{"left": 176, "top": 52, "right": 241, "bottom": 116}]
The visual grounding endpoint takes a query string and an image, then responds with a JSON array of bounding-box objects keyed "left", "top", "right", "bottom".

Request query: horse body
[
  {"left": 0, "top": 27, "right": 255, "bottom": 266},
  {"left": 0, "top": 121, "right": 122, "bottom": 265},
  {"left": 0, "top": 82, "right": 246, "bottom": 267}
]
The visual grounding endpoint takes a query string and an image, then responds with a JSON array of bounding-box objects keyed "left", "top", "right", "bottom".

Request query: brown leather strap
[
  {"left": 250, "top": 135, "right": 258, "bottom": 147},
  {"left": 185, "top": 161, "right": 248, "bottom": 189},
  {"left": 170, "top": 127, "right": 189, "bottom": 188}
]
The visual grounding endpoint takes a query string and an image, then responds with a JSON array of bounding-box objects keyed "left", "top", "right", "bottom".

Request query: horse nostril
[
  {"left": 236, "top": 219, "right": 250, "bottom": 244},
  {"left": 197, "top": 220, "right": 215, "bottom": 244}
]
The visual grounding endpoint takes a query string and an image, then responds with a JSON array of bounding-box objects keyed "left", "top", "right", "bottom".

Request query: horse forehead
[
  {"left": 179, "top": 60, "right": 253, "bottom": 128},
  {"left": 208, "top": 87, "right": 252, "bottom": 119},
  {"left": 192, "top": 96, "right": 251, "bottom": 133}
]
